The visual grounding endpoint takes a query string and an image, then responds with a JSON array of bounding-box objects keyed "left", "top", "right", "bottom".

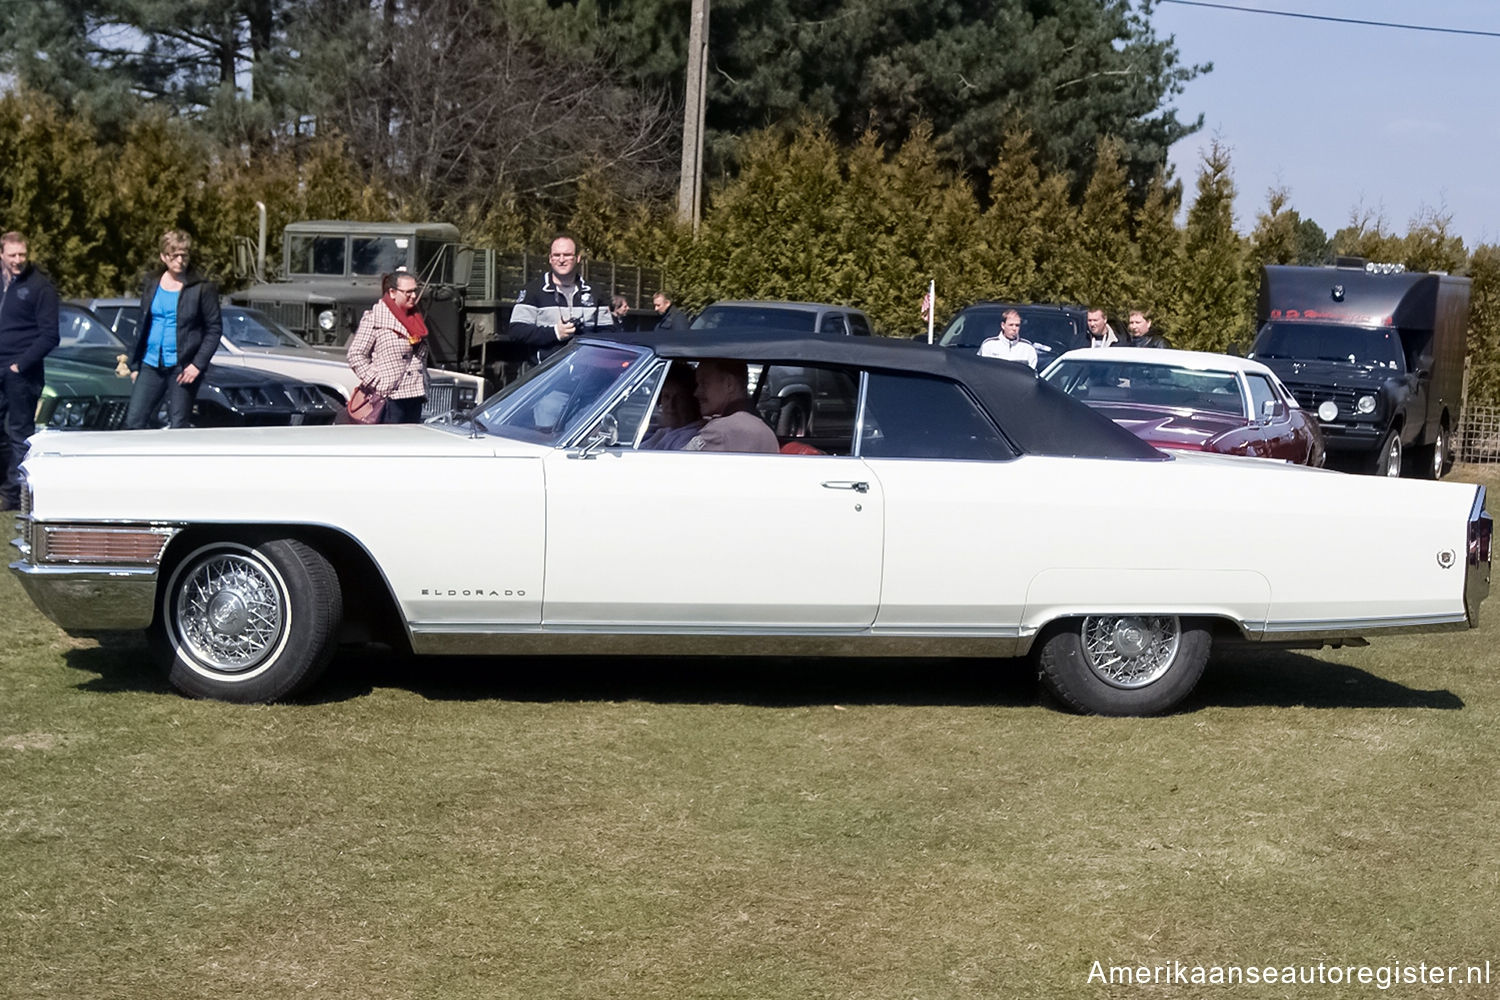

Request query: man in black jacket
[
  {"left": 507, "top": 235, "right": 613, "bottom": 365},
  {"left": 0, "top": 232, "right": 59, "bottom": 510},
  {"left": 653, "top": 291, "right": 683, "bottom": 330},
  {"left": 1126, "top": 309, "right": 1170, "bottom": 349}
]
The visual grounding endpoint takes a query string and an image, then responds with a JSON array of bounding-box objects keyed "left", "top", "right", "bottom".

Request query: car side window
[
  {"left": 1245, "top": 373, "right": 1279, "bottom": 419},
  {"left": 754, "top": 363, "right": 859, "bottom": 455},
  {"left": 818, "top": 313, "right": 849, "bottom": 336},
  {"left": 860, "top": 373, "right": 1015, "bottom": 461},
  {"left": 848, "top": 313, "right": 873, "bottom": 337},
  {"left": 597, "top": 362, "right": 668, "bottom": 447}
]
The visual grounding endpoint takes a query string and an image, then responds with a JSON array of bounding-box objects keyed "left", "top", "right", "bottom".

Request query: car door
[
  {"left": 854, "top": 371, "right": 1031, "bottom": 634},
  {"left": 541, "top": 448, "right": 883, "bottom": 628},
  {"left": 1244, "top": 371, "right": 1302, "bottom": 460},
  {"left": 540, "top": 357, "right": 882, "bottom": 629}
]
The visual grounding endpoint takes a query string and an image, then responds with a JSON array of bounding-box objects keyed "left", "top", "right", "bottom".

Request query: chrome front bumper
[
  {"left": 10, "top": 503, "right": 173, "bottom": 632},
  {"left": 9, "top": 560, "right": 159, "bottom": 630}
]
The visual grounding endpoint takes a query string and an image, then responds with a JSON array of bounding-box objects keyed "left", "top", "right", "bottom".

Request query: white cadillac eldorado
[{"left": 8, "top": 331, "right": 1493, "bottom": 716}]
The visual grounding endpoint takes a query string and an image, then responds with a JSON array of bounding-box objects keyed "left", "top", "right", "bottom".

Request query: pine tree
[
  {"left": 1074, "top": 136, "right": 1135, "bottom": 315},
  {"left": 1173, "top": 139, "right": 1246, "bottom": 352},
  {"left": 1132, "top": 167, "right": 1183, "bottom": 331}
]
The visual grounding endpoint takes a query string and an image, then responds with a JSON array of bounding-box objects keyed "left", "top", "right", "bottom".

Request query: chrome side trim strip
[
  {"left": 1258, "top": 613, "right": 1470, "bottom": 641},
  {"left": 408, "top": 622, "right": 1026, "bottom": 658}
]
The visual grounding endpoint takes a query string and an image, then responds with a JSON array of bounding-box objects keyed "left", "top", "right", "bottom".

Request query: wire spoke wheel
[
  {"left": 157, "top": 538, "right": 342, "bottom": 702},
  {"left": 174, "top": 552, "right": 287, "bottom": 673},
  {"left": 1079, "top": 615, "right": 1182, "bottom": 689}
]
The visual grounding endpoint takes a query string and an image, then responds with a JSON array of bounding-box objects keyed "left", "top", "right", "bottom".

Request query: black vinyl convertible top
[{"left": 589, "top": 329, "right": 1164, "bottom": 461}]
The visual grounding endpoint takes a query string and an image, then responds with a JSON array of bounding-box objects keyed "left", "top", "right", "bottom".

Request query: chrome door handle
[{"left": 821, "top": 480, "right": 869, "bottom": 493}]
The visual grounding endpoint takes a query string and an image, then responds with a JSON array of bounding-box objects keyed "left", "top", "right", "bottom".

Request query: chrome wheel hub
[
  {"left": 175, "top": 553, "right": 285, "bottom": 673},
  {"left": 1081, "top": 615, "right": 1181, "bottom": 689}
]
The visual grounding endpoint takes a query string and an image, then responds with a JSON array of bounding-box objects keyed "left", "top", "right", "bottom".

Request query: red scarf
[{"left": 388, "top": 297, "right": 429, "bottom": 344}]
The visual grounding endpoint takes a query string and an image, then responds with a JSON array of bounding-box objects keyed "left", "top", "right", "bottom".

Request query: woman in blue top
[{"left": 124, "top": 230, "right": 222, "bottom": 428}]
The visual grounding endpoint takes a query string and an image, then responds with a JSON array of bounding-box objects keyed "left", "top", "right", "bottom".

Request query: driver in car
[{"left": 681, "top": 359, "right": 779, "bottom": 453}]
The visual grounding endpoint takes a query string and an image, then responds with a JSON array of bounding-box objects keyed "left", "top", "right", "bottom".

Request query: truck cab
[
  {"left": 230, "top": 221, "right": 472, "bottom": 366},
  {"left": 1249, "top": 263, "right": 1469, "bottom": 479}
]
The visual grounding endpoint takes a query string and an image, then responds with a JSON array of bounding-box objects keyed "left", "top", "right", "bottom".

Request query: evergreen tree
[
  {"left": 1172, "top": 139, "right": 1246, "bottom": 352},
  {"left": 1465, "top": 244, "right": 1500, "bottom": 411},
  {"left": 1131, "top": 167, "right": 1183, "bottom": 330},
  {"left": 599, "top": 0, "right": 1205, "bottom": 205},
  {"left": 1074, "top": 136, "right": 1135, "bottom": 314},
  {"left": 1294, "top": 217, "right": 1330, "bottom": 265},
  {"left": 0, "top": 91, "right": 117, "bottom": 296},
  {"left": 976, "top": 128, "right": 1048, "bottom": 304}
]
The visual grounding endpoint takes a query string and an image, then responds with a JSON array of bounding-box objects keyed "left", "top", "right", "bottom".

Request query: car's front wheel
[
  {"left": 1034, "top": 615, "right": 1210, "bottom": 716},
  {"left": 1375, "top": 429, "right": 1403, "bottom": 477},
  {"left": 155, "top": 538, "right": 343, "bottom": 702}
]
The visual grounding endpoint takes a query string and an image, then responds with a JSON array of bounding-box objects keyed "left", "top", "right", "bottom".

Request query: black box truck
[{"left": 1249, "top": 263, "right": 1469, "bottom": 478}]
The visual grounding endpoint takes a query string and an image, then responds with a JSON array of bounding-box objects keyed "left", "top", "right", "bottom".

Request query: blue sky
[{"left": 1151, "top": 0, "right": 1500, "bottom": 249}]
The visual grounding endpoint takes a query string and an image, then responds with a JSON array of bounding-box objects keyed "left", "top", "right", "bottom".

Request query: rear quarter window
[{"left": 860, "top": 372, "right": 1014, "bottom": 461}]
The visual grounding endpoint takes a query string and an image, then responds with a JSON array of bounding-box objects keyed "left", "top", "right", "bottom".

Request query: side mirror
[
  {"left": 572, "top": 414, "right": 619, "bottom": 459},
  {"left": 1261, "top": 399, "right": 1286, "bottom": 421}
]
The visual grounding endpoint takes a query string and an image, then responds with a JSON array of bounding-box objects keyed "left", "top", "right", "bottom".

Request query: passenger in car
[
  {"left": 681, "top": 358, "right": 779, "bottom": 453},
  {"left": 641, "top": 363, "right": 706, "bottom": 449}
]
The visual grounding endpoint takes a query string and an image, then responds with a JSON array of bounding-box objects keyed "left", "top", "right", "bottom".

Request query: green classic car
[{"left": 36, "top": 354, "right": 133, "bottom": 431}]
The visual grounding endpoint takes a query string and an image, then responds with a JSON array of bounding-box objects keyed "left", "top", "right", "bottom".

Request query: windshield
[
  {"left": 351, "top": 236, "right": 410, "bottom": 275},
  {"left": 59, "top": 306, "right": 130, "bottom": 350},
  {"left": 691, "top": 306, "right": 816, "bottom": 332},
  {"left": 1043, "top": 360, "right": 1246, "bottom": 416},
  {"left": 472, "top": 341, "right": 649, "bottom": 444},
  {"left": 222, "top": 308, "right": 313, "bottom": 350},
  {"left": 938, "top": 307, "right": 1080, "bottom": 360},
  {"left": 1251, "top": 321, "right": 1405, "bottom": 371}
]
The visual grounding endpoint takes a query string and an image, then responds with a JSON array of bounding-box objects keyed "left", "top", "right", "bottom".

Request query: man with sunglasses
[{"left": 507, "top": 235, "right": 614, "bottom": 365}]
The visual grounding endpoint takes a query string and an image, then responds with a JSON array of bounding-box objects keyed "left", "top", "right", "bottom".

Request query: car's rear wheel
[
  {"left": 155, "top": 538, "right": 342, "bottom": 703},
  {"left": 1419, "top": 424, "right": 1449, "bottom": 480},
  {"left": 1034, "top": 615, "right": 1210, "bottom": 716},
  {"left": 1375, "top": 429, "right": 1403, "bottom": 477}
]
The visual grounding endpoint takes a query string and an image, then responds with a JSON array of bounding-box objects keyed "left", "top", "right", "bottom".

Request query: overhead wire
[{"left": 1157, "top": 0, "right": 1500, "bottom": 38}]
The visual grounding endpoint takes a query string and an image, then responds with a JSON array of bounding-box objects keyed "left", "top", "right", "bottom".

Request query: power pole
[{"left": 677, "top": 0, "right": 709, "bottom": 232}]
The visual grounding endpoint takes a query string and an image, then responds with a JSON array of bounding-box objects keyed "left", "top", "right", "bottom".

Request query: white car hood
[{"left": 26, "top": 424, "right": 549, "bottom": 460}]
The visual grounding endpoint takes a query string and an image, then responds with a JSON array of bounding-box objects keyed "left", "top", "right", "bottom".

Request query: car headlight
[
  {"left": 318, "top": 309, "right": 336, "bottom": 332},
  {"left": 457, "top": 386, "right": 477, "bottom": 408},
  {"left": 1356, "top": 394, "right": 1376, "bottom": 415},
  {"left": 48, "top": 398, "right": 99, "bottom": 428},
  {"left": 1318, "top": 401, "right": 1338, "bottom": 422}
]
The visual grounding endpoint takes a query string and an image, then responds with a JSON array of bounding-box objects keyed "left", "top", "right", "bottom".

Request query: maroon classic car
[{"left": 1041, "top": 348, "right": 1326, "bottom": 466}]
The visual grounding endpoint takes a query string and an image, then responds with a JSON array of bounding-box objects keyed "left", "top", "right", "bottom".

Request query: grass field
[{"left": 3, "top": 468, "right": 1500, "bottom": 998}]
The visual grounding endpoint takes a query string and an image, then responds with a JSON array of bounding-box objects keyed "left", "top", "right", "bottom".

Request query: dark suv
[
  {"left": 690, "top": 300, "right": 874, "bottom": 337},
  {"left": 934, "top": 303, "right": 1089, "bottom": 366}
]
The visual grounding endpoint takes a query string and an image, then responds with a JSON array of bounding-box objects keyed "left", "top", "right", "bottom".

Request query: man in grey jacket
[
  {"left": 683, "top": 359, "right": 779, "bottom": 453},
  {"left": 0, "top": 232, "right": 59, "bottom": 510}
]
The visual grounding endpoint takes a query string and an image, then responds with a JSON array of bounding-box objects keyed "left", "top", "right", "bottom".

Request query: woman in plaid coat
[{"left": 346, "top": 272, "right": 431, "bottom": 423}]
